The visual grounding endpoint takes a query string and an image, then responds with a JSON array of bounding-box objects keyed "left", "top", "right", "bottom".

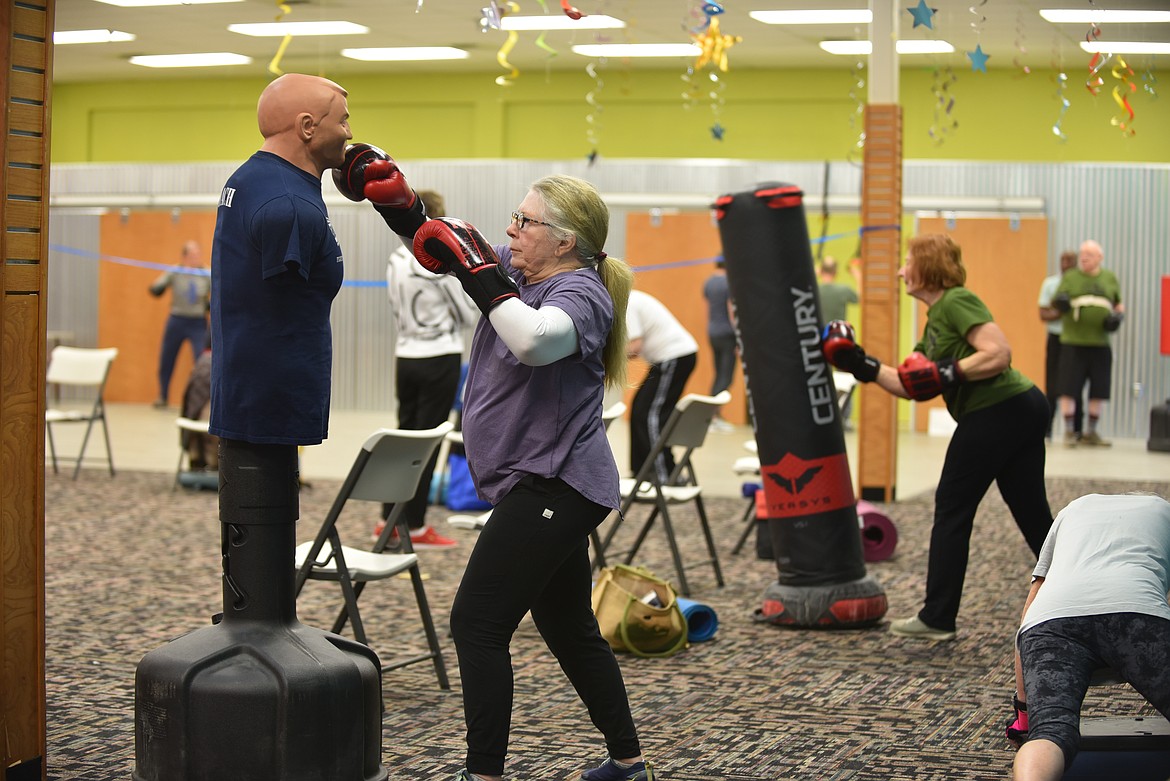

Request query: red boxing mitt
[{"left": 897, "top": 352, "right": 965, "bottom": 401}]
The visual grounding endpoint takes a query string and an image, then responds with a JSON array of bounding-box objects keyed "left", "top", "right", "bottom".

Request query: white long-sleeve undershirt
[{"left": 487, "top": 297, "right": 579, "bottom": 366}]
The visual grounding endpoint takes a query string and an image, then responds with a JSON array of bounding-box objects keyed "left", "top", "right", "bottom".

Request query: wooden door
[{"left": 911, "top": 215, "right": 1048, "bottom": 431}]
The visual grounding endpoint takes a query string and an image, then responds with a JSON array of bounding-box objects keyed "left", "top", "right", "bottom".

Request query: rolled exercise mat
[
  {"left": 715, "top": 183, "right": 887, "bottom": 628},
  {"left": 856, "top": 500, "right": 898, "bottom": 562},
  {"left": 675, "top": 597, "right": 719, "bottom": 642}
]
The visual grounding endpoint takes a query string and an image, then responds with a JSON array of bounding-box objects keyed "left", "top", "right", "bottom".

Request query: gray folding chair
[
  {"left": 593, "top": 391, "right": 730, "bottom": 596},
  {"left": 45, "top": 345, "right": 118, "bottom": 479},
  {"left": 294, "top": 421, "right": 454, "bottom": 689}
]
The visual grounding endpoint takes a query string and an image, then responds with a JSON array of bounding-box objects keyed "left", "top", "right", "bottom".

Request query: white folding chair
[
  {"left": 731, "top": 371, "right": 857, "bottom": 554},
  {"left": 593, "top": 391, "right": 730, "bottom": 596},
  {"left": 294, "top": 421, "right": 454, "bottom": 689},
  {"left": 446, "top": 401, "right": 628, "bottom": 531},
  {"left": 45, "top": 346, "right": 118, "bottom": 480}
]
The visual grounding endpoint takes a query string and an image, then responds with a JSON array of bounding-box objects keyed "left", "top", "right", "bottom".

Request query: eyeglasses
[{"left": 510, "top": 210, "right": 557, "bottom": 231}]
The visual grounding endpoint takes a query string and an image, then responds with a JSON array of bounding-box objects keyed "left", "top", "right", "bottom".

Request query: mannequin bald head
[{"left": 257, "top": 73, "right": 352, "bottom": 177}]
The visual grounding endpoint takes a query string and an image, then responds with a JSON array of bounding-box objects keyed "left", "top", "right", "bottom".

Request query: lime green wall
[{"left": 51, "top": 67, "right": 1170, "bottom": 164}]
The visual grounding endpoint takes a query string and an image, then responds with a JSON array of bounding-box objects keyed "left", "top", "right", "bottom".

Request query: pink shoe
[{"left": 409, "top": 526, "right": 457, "bottom": 549}]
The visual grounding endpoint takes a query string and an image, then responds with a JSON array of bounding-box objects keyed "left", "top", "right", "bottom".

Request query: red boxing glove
[
  {"left": 414, "top": 218, "right": 519, "bottom": 315},
  {"left": 362, "top": 157, "right": 417, "bottom": 211},
  {"left": 897, "top": 352, "right": 966, "bottom": 401},
  {"left": 332, "top": 143, "right": 390, "bottom": 202},
  {"left": 821, "top": 320, "right": 880, "bottom": 383}
]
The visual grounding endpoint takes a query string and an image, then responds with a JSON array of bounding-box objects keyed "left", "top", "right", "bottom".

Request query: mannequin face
[{"left": 306, "top": 92, "right": 352, "bottom": 171}]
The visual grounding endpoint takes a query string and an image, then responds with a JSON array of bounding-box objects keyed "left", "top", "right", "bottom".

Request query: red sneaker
[
  {"left": 409, "top": 526, "right": 457, "bottom": 549},
  {"left": 369, "top": 521, "right": 402, "bottom": 549}
]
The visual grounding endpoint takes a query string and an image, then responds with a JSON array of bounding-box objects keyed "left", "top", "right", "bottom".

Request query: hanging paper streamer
[
  {"left": 968, "top": 0, "right": 986, "bottom": 35},
  {"left": 585, "top": 59, "right": 604, "bottom": 162},
  {"left": 1052, "top": 69, "right": 1070, "bottom": 141},
  {"left": 1085, "top": 12, "right": 1111, "bottom": 96},
  {"left": 1013, "top": 8, "right": 1031, "bottom": 76},
  {"left": 1111, "top": 56, "right": 1137, "bottom": 136},
  {"left": 560, "top": 0, "right": 584, "bottom": 19},
  {"left": 847, "top": 58, "right": 866, "bottom": 165},
  {"left": 488, "top": 0, "right": 521, "bottom": 86},
  {"left": 681, "top": 65, "right": 702, "bottom": 110},
  {"left": 267, "top": 1, "right": 292, "bottom": 76},
  {"left": 1142, "top": 62, "right": 1158, "bottom": 98},
  {"left": 708, "top": 70, "right": 726, "bottom": 140},
  {"left": 928, "top": 66, "right": 958, "bottom": 145}
]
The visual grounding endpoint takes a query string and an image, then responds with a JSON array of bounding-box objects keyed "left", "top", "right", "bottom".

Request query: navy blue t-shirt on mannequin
[{"left": 209, "top": 151, "right": 344, "bottom": 445}]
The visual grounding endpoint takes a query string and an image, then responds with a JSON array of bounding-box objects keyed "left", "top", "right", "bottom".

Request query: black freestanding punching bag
[
  {"left": 714, "top": 183, "right": 887, "bottom": 628},
  {"left": 133, "top": 441, "right": 387, "bottom": 781}
]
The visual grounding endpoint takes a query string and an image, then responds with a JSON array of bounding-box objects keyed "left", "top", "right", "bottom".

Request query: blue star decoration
[
  {"left": 907, "top": 0, "right": 936, "bottom": 29},
  {"left": 711, "top": 122, "right": 725, "bottom": 141},
  {"left": 967, "top": 44, "right": 990, "bottom": 72}
]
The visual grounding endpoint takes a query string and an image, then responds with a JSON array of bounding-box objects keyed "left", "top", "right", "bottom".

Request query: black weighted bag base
[
  {"left": 133, "top": 619, "right": 386, "bottom": 781},
  {"left": 753, "top": 576, "right": 888, "bottom": 628},
  {"left": 1062, "top": 716, "right": 1170, "bottom": 781}
]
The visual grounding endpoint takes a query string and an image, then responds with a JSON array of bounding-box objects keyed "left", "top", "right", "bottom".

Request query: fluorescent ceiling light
[
  {"left": 54, "top": 29, "right": 136, "bottom": 44},
  {"left": 571, "top": 43, "right": 701, "bottom": 58},
  {"left": 341, "top": 47, "right": 469, "bottom": 61},
  {"left": 95, "top": 0, "right": 241, "bottom": 5},
  {"left": 1040, "top": 9, "right": 1170, "bottom": 24},
  {"left": 501, "top": 14, "right": 626, "bottom": 31},
  {"left": 750, "top": 9, "right": 872, "bottom": 25},
  {"left": 820, "top": 40, "right": 955, "bottom": 55},
  {"left": 228, "top": 21, "right": 368, "bottom": 37},
  {"left": 129, "top": 52, "right": 252, "bottom": 68},
  {"left": 1080, "top": 40, "right": 1170, "bottom": 55}
]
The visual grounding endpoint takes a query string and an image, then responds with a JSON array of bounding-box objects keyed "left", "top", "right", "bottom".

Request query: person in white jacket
[
  {"left": 626, "top": 289, "right": 698, "bottom": 482},
  {"left": 378, "top": 190, "right": 480, "bottom": 549}
]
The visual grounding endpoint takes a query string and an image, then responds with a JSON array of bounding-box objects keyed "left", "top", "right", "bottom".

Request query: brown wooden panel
[
  {"left": 6, "top": 135, "right": 44, "bottom": 165},
  {"left": 3, "top": 264, "right": 43, "bottom": 293},
  {"left": 624, "top": 211, "right": 747, "bottom": 426},
  {"left": 0, "top": 294, "right": 47, "bottom": 773},
  {"left": 99, "top": 210, "right": 216, "bottom": 404},
  {"left": 12, "top": 5, "right": 48, "bottom": 38},
  {"left": 8, "top": 102, "right": 44, "bottom": 135},
  {"left": 857, "top": 103, "right": 902, "bottom": 502},
  {"left": 11, "top": 38, "right": 46, "bottom": 71},
  {"left": 5, "top": 234, "right": 41, "bottom": 261},
  {"left": 3, "top": 200, "right": 42, "bottom": 228},
  {"left": 911, "top": 215, "right": 1049, "bottom": 432},
  {"left": 5, "top": 167, "right": 42, "bottom": 199},
  {"left": 8, "top": 70, "right": 47, "bottom": 103}
]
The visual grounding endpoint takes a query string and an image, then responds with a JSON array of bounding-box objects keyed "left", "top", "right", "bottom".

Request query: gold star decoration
[{"left": 692, "top": 17, "right": 741, "bottom": 72}]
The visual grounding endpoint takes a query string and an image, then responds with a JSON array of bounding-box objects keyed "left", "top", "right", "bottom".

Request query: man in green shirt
[
  {"left": 817, "top": 255, "right": 859, "bottom": 324},
  {"left": 1053, "top": 240, "right": 1124, "bottom": 447}
]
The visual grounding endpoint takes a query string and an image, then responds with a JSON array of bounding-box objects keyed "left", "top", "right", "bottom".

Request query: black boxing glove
[
  {"left": 332, "top": 143, "right": 389, "bottom": 202},
  {"left": 414, "top": 218, "right": 519, "bottom": 315},
  {"left": 1052, "top": 292, "right": 1072, "bottom": 313},
  {"left": 821, "top": 320, "right": 880, "bottom": 383},
  {"left": 1103, "top": 311, "right": 1124, "bottom": 332}
]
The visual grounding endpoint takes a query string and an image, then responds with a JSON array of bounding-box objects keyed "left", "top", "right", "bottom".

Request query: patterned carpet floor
[{"left": 45, "top": 470, "right": 1168, "bottom": 780}]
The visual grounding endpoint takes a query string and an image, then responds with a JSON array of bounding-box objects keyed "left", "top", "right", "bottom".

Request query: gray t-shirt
[
  {"left": 461, "top": 245, "right": 620, "bottom": 510},
  {"left": 1021, "top": 493, "right": 1170, "bottom": 634}
]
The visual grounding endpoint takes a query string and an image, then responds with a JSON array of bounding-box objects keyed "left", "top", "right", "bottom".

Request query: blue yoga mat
[{"left": 675, "top": 597, "right": 719, "bottom": 642}]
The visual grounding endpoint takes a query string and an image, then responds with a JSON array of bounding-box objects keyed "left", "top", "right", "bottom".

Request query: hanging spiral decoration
[
  {"left": 585, "top": 59, "right": 605, "bottom": 161},
  {"left": 1013, "top": 8, "right": 1030, "bottom": 76},
  {"left": 847, "top": 58, "right": 866, "bottom": 165},
  {"left": 928, "top": 66, "right": 959, "bottom": 145},
  {"left": 1110, "top": 56, "right": 1137, "bottom": 136},
  {"left": 1085, "top": 11, "right": 1111, "bottom": 96}
]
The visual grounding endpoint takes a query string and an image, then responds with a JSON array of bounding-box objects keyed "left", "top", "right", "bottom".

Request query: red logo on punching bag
[{"left": 759, "top": 451, "right": 854, "bottom": 518}]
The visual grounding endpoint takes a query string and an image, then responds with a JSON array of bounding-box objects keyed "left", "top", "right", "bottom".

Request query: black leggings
[
  {"left": 918, "top": 386, "right": 1053, "bottom": 631},
  {"left": 1019, "top": 613, "right": 1170, "bottom": 767},
  {"left": 449, "top": 476, "right": 640, "bottom": 776}
]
